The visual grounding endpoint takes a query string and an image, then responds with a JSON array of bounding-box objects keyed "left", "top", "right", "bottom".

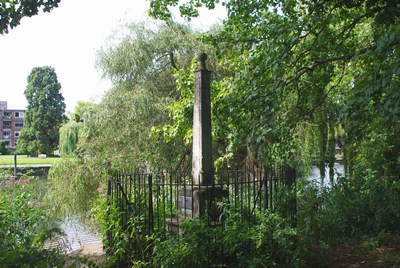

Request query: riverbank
[
  {"left": 79, "top": 241, "right": 103, "bottom": 255},
  {"left": 0, "top": 155, "right": 62, "bottom": 177},
  {"left": 0, "top": 164, "right": 52, "bottom": 177},
  {"left": 0, "top": 155, "right": 63, "bottom": 165},
  {"left": 66, "top": 241, "right": 107, "bottom": 267}
]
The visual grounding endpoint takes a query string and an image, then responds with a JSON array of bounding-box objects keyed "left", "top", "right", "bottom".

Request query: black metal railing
[{"left": 106, "top": 165, "right": 296, "bottom": 238}]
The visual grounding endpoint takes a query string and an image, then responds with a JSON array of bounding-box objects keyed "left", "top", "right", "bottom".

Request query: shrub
[
  {"left": 152, "top": 205, "right": 300, "bottom": 267},
  {"left": 96, "top": 200, "right": 155, "bottom": 267},
  {"left": 0, "top": 176, "right": 65, "bottom": 267},
  {"left": 297, "top": 171, "right": 400, "bottom": 245},
  {"left": 0, "top": 140, "right": 7, "bottom": 155}
]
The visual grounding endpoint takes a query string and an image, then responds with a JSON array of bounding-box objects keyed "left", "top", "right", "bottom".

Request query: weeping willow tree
[
  {"left": 59, "top": 120, "right": 83, "bottom": 157},
  {"left": 46, "top": 21, "right": 204, "bottom": 217},
  {"left": 46, "top": 158, "right": 101, "bottom": 217}
]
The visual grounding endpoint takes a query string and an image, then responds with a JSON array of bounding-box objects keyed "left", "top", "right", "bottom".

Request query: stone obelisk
[
  {"left": 192, "top": 52, "right": 213, "bottom": 185},
  {"left": 173, "top": 53, "right": 225, "bottom": 225}
]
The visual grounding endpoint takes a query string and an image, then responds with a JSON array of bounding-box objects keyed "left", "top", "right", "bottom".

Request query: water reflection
[
  {"left": 308, "top": 163, "right": 344, "bottom": 188},
  {"left": 47, "top": 217, "right": 101, "bottom": 253}
]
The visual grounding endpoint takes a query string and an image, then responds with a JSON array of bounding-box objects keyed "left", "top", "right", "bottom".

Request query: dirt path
[{"left": 79, "top": 241, "right": 104, "bottom": 255}]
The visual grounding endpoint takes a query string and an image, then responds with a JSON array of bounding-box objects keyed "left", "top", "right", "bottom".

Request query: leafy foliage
[
  {"left": 152, "top": 206, "right": 299, "bottom": 267},
  {"left": 0, "top": 176, "right": 65, "bottom": 267},
  {"left": 86, "top": 21, "right": 217, "bottom": 170},
  {"left": 17, "top": 66, "right": 66, "bottom": 156},
  {"left": 59, "top": 120, "right": 83, "bottom": 157},
  {"left": 150, "top": 0, "right": 400, "bottom": 178},
  {"left": 0, "top": 140, "right": 7, "bottom": 155},
  {"left": 97, "top": 202, "right": 155, "bottom": 267},
  {"left": 46, "top": 158, "right": 102, "bottom": 217},
  {"left": 149, "top": 0, "right": 219, "bottom": 21},
  {"left": 32, "top": 1, "right": 400, "bottom": 266},
  {"left": 97, "top": 20, "right": 200, "bottom": 95},
  {"left": 47, "top": 22, "right": 210, "bottom": 241},
  {"left": 81, "top": 86, "right": 173, "bottom": 168},
  {"left": 145, "top": 1, "right": 400, "bottom": 265},
  {"left": 0, "top": 0, "right": 61, "bottom": 34},
  {"left": 297, "top": 174, "right": 400, "bottom": 248}
]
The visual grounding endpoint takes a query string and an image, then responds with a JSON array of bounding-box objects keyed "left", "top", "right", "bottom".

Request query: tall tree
[
  {"left": 91, "top": 21, "right": 215, "bottom": 169},
  {"left": 0, "top": 0, "right": 61, "bottom": 34},
  {"left": 150, "top": 0, "right": 400, "bottom": 177},
  {"left": 46, "top": 21, "right": 208, "bottom": 217},
  {"left": 17, "top": 66, "right": 66, "bottom": 156}
]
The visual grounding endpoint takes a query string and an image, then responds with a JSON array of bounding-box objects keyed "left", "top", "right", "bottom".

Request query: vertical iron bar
[
  {"left": 258, "top": 166, "right": 262, "bottom": 211},
  {"left": 169, "top": 172, "right": 173, "bottom": 232},
  {"left": 252, "top": 165, "right": 256, "bottom": 220},
  {"left": 162, "top": 172, "right": 166, "bottom": 234},
  {"left": 156, "top": 175, "right": 160, "bottom": 233},
  {"left": 269, "top": 166, "right": 273, "bottom": 211},
  {"left": 183, "top": 173, "right": 187, "bottom": 220},
  {"left": 106, "top": 176, "right": 112, "bottom": 247},
  {"left": 148, "top": 173, "right": 153, "bottom": 235},
  {"left": 226, "top": 170, "right": 230, "bottom": 207},
  {"left": 239, "top": 167, "right": 242, "bottom": 219},
  {"left": 264, "top": 168, "right": 268, "bottom": 211},
  {"left": 144, "top": 173, "right": 148, "bottom": 233},
  {"left": 189, "top": 171, "right": 195, "bottom": 218},
  {"left": 138, "top": 173, "right": 141, "bottom": 227},
  {"left": 247, "top": 165, "right": 251, "bottom": 222},
  {"left": 125, "top": 173, "right": 127, "bottom": 226},
  {"left": 234, "top": 169, "right": 238, "bottom": 210}
]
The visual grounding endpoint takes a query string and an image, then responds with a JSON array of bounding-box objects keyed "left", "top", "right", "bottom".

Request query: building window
[
  {"left": 3, "top": 121, "right": 11, "bottom": 127},
  {"left": 15, "top": 111, "right": 24, "bottom": 118},
  {"left": 3, "top": 112, "right": 11, "bottom": 119},
  {"left": 14, "top": 131, "right": 20, "bottom": 137},
  {"left": 3, "top": 131, "right": 11, "bottom": 139},
  {"left": 15, "top": 121, "right": 24, "bottom": 128}
]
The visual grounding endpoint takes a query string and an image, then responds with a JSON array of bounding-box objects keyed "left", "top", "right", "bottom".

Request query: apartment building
[{"left": 0, "top": 101, "right": 25, "bottom": 151}]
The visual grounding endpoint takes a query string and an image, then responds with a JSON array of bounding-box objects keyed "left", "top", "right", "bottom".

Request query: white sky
[{"left": 0, "top": 0, "right": 225, "bottom": 113}]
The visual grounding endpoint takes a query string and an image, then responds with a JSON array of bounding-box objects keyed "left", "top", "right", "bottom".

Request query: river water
[
  {"left": 57, "top": 217, "right": 101, "bottom": 253},
  {"left": 26, "top": 176, "right": 102, "bottom": 253},
  {"left": 307, "top": 163, "right": 345, "bottom": 188}
]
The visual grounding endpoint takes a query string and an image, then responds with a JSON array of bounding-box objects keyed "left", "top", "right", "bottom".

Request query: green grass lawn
[{"left": 0, "top": 155, "right": 63, "bottom": 165}]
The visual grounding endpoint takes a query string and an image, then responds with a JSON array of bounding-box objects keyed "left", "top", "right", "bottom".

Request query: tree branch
[
  {"left": 169, "top": 50, "right": 178, "bottom": 70},
  {"left": 282, "top": 44, "right": 377, "bottom": 88}
]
